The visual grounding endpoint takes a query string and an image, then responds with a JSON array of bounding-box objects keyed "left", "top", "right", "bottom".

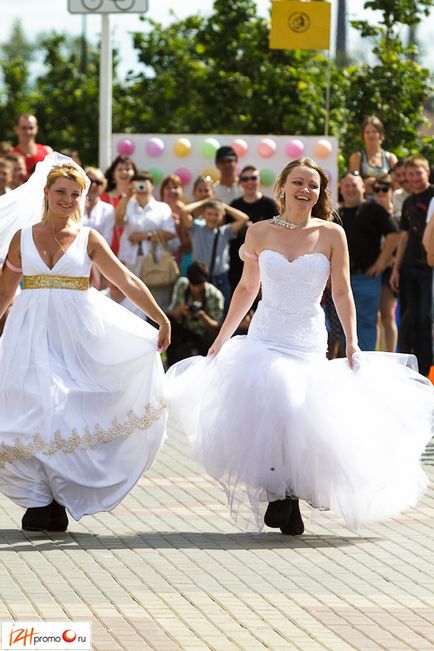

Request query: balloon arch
[{"left": 112, "top": 134, "right": 338, "bottom": 201}]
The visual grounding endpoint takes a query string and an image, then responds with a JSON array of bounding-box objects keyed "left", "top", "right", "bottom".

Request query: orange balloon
[{"left": 313, "top": 139, "right": 332, "bottom": 158}]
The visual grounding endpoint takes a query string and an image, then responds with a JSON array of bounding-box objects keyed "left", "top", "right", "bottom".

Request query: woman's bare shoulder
[
  {"left": 313, "top": 218, "right": 342, "bottom": 231},
  {"left": 246, "top": 219, "right": 271, "bottom": 238}
]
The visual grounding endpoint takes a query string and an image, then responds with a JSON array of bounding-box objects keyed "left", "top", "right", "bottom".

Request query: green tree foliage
[
  {"left": 0, "top": 1, "right": 432, "bottom": 166},
  {"left": 346, "top": 0, "right": 434, "bottom": 160},
  {"left": 31, "top": 34, "right": 100, "bottom": 164},
  {"left": 0, "top": 21, "right": 34, "bottom": 137},
  {"left": 117, "top": 0, "right": 341, "bottom": 138}
]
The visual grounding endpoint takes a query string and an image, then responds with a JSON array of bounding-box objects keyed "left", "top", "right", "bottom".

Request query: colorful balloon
[
  {"left": 117, "top": 138, "right": 135, "bottom": 156},
  {"left": 257, "top": 138, "right": 277, "bottom": 158},
  {"left": 201, "top": 167, "right": 220, "bottom": 183},
  {"left": 285, "top": 139, "right": 304, "bottom": 159},
  {"left": 148, "top": 167, "right": 164, "bottom": 185},
  {"left": 260, "top": 168, "right": 276, "bottom": 187},
  {"left": 201, "top": 138, "right": 220, "bottom": 159},
  {"left": 175, "top": 167, "right": 192, "bottom": 185},
  {"left": 231, "top": 138, "right": 248, "bottom": 158},
  {"left": 173, "top": 138, "right": 192, "bottom": 157},
  {"left": 314, "top": 139, "right": 333, "bottom": 158},
  {"left": 145, "top": 137, "right": 165, "bottom": 158}
]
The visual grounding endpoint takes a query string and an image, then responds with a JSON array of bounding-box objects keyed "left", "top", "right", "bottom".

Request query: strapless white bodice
[{"left": 248, "top": 250, "right": 330, "bottom": 357}]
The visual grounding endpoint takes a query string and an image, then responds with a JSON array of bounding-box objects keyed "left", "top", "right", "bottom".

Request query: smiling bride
[
  {"left": 167, "top": 157, "right": 434, "bottom": 535},
  {"left": 0, "top": 154, "right": 170, "bottom": 532}
]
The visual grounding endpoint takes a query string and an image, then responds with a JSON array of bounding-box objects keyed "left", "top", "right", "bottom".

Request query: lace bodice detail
[{"left": 248, "top": 250, "right": 331, "bottom": 358}]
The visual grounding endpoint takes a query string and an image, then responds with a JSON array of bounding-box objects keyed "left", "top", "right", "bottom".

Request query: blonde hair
[
  {"left": 274, "top": 158, "right": 333, "bottom": 221},
  {"left": 42, "top": 163, "right": 86, "bottom": 223},
  {"left": 85, "top": 166, "right": 107, "bottom": 190},
  {"left": 405, "top": 155, "right": 430, "bottom": 172}
]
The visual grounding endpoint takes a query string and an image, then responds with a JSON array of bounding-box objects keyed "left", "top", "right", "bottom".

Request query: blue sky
[{"left": 0, "top": 0, "right": 432, "bottom": 78}]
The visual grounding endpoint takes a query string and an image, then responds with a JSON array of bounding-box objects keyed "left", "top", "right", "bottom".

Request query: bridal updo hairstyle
[
  {"left": 274, "top": 157, "right": 333, "bottom": 221},
  {"left": 42, "top": 163, "right": 87, "bottom": 224}
]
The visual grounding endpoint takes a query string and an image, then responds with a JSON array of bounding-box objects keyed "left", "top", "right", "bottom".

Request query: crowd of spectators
[{"left": 1, "top": 113, "right": 434, "bottom": 375}]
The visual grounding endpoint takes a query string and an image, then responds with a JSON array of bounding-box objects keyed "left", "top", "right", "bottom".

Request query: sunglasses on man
[
  {"left": 240, "top": 175, "right": 260, "bottom": 182},
  {"left": 373, "top": 185, "right": 391, "bottom": 193}
]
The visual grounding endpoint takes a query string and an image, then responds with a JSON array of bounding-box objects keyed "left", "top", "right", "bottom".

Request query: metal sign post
[{"left": 67, "top": 0, "right": 149, "bottom": 169}]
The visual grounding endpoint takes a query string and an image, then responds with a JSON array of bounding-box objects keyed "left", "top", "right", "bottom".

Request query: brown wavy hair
[
  {"left": 42, "top": 163, "right": 87, "bottom": 224},
  {"left": 274, "top": 158, "right": 333, "bottom": 221},
  {"left": 160, "top": 174, "right": 186, "bottom": 204}
]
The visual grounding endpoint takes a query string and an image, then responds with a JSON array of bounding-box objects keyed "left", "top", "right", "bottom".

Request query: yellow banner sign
[{"left": 270, "top": 1, "right": 331, "bottom": 50}]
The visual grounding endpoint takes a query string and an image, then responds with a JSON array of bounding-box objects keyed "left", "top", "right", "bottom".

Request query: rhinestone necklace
[{"left": 271, "top": 215, "right": 310, "bottom": 230}]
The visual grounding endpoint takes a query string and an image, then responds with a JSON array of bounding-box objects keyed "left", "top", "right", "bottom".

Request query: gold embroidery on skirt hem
[{"left": 0, "top": 400, "right": 166, "bottom": 468}]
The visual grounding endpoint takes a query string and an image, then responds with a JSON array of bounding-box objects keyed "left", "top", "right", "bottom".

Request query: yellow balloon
[
  {"left": 173, "top": 138, "right": 192, "bottom": 157},
  {"left": 201, "top": 167, "right": 220, "bottom": 182}
]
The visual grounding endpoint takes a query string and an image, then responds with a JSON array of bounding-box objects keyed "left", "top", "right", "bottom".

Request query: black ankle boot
[
  {"left": 280, "top": 499, "right": 304, "bottom": 535},
  {"left": 22, "top": 504, "right": 52, "bottom": 531},
  {"left": 47, "top": 500, "right": 68, "bottom": 532},
  {"left": 264, "top": 498, "right": 293, "bottom": 528}
]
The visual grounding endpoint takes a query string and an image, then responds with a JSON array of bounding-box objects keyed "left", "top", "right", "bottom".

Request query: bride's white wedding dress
[
  {"left": 167, "top": 250, "right": 433, "bottom": 531},
  {"left": 0, "top": 225, "right": 167, "bottom": 520}
]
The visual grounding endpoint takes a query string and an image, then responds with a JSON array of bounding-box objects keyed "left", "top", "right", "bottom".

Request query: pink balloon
[
  {"left": 231, "top": 138, "right": 248, "bottom": 158},
  {"left": 145, "top": 137, "right": 165, "bottom": 158},
  {"left": 285, "top": 139, "right": 304, "bottom": 159},
  {"left": 257, "top": 138, "right": 277, "bottom": 158},
  {"left": 117, "top": 138, "right": 135, "bottom": 156},
  {"left": 175, "top": 167, "right": 192, "bottom": 185}
]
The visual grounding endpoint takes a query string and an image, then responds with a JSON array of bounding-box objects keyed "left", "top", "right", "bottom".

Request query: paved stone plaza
[{"left": 0, "top": 423, "right": 433, "bottom": 651}]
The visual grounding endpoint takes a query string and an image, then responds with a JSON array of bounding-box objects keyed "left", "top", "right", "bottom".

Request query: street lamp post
[
  {"left": 67, "top": 0, "right": 149, "bottom": 169},
  {"left": 100, "top": 14, "right": 112, "bottom": 170}
]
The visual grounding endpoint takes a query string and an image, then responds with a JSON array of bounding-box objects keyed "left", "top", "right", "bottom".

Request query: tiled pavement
[{"left": 0, "top": 424, "right": 433, "bottom": 651}]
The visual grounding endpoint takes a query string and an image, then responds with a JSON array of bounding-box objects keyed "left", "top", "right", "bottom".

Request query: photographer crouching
[{"left": 166, "top": 261, "right": 224, "bottom": 366}]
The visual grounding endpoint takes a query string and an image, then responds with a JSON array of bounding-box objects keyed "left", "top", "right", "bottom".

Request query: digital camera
[
  {"left": 134, "top": 181, "right": 148, "bottom": 192},
  {"left": 189, "top": 301, "right": 203, "bottom": 320}
]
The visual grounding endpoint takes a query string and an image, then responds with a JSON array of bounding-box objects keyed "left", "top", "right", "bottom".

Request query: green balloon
[
  {"left": 201, "top": 139, "right": 219, "bottom": 159},
  {"left": 260, "top": 168, "right": 276, "bottom": 187},
  {"left": 149, "top": 167, "right": 164, "bottom": 185}
]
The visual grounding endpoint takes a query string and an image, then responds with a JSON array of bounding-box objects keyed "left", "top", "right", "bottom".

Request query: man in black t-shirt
[
  {"left": 339, "top": 173, "right": 399, "bottom": 350},
  {"left": 228, "top": 165, "right": 278, "bottom": 290},
  {"left": 390, "top": 155, "right": 434, "bottom": 375}
]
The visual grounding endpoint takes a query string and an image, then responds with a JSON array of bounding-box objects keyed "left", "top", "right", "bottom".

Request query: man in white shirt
[
  {"left": 117, "top": 172, "right": 175, "bottom": 270},
  {"left": 117, "top": 172, "right": 176, "bottom": 310},
  {"left": 213, "top": 146, "right": 240, "bottom": 204}
]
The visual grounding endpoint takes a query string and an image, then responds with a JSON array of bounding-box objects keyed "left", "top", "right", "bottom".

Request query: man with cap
[{"left": 213, "top": 145, "right": 240, "bottom": 203}]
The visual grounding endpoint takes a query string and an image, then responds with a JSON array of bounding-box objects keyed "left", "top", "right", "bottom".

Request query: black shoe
[
  {"left": 22, "top": 504, "right": 52, "bottom": 531},
  {"left": 280, "top": 499, "right": 304, "bottom": 535},
  {"left": 47, "top": 500, "right": 68, "bottom": 532},
  {"left": 264, "top": 498, "right": 293, "bottom": 528}
]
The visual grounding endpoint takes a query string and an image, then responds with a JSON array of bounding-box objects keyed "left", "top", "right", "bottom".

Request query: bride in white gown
[
  {"left": 0, "top": 157, "right": 171, "bottom": 532},
  {"left": 167, "top": 158, "right": 434, "bottom": 533}
]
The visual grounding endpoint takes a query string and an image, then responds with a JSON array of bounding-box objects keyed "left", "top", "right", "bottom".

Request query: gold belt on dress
[{"left": 23, "top": 275, "right": 89, "bottom": 290}]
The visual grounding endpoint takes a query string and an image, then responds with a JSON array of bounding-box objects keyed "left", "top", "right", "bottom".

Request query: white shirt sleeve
[{"left": 426, "top": 197, "right": 434, "bottom": 224}]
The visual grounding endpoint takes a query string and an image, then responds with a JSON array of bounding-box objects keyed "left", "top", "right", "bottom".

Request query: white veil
[{"left": 0, "top": 152, "right": 90, "bottom": 264}]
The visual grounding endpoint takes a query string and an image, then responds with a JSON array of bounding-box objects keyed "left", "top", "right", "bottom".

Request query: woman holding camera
[{"left": 117, "top": 172, "right": 177, "bottom": 311}]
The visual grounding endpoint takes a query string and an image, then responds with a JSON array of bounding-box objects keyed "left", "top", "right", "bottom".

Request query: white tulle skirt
[
  {"left": 0, "top": 288, "right": 167, "bottom": 520},
  {"left": 167, "top": 336, "right": 433, "bottom": 531}
]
